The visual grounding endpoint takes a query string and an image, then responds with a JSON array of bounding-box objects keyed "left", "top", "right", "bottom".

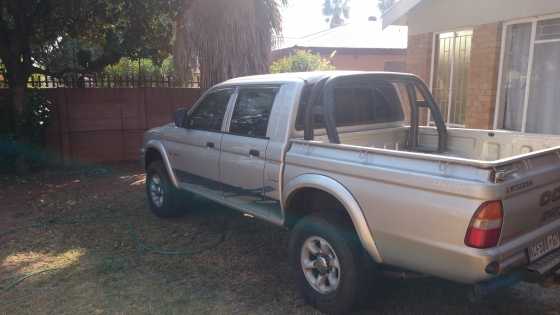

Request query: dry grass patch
[{"left": 0, "top": 163, "right": 558, "bottom": 315}]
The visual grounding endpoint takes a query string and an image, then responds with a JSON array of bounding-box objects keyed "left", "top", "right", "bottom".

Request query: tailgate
[{"left": 499, "top": 151, "right": 560, "bottom": 243}]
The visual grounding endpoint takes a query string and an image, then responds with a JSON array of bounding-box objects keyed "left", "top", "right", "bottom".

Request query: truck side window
[
  {"left": 187, "top": 89, "right": 233, "bottom": 131},
  {"left": 295, "top": 81, "right": 404, "bottom": 130},
  {"left": 229, "top": 86, "right": 279, "bottom": 138},
  {"left": 333, "top": 84, "right": 404, "bottom": 127}
]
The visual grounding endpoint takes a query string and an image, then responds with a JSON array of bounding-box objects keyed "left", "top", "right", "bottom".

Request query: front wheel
[
  {"left": 289, "top": 213, "right": 369, "bottom": 314},
  {"left": 146, "top": 161, "right": 186, "bottom": 218}
]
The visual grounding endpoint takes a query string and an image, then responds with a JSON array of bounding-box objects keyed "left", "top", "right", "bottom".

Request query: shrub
[
  {"left": 270, "top": 50, "right": 335, "bottom": 73},
  {"left": 0, "top": 90, "right": 54, "bottom": 173},
  {"left": 103, "top": 57, "right": 175, "bottom": 78}
]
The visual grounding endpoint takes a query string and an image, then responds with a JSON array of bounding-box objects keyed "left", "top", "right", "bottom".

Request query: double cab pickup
[{"left": 142, "top": 72, "right": 560, "bottom": 313}]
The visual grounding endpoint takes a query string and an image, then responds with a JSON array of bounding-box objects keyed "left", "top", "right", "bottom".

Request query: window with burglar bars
[
  {"left": 495, "top": 15, "right": 560, "bottom": 135},
  {"left": 431, "top": 30, "right": 473, "bottom": 126}
]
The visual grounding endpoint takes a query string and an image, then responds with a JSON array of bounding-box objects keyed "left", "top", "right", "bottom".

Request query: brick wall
[
  {"left": 406, "top": 33, "right": 433, "bottom": 83},
  {"left": 405, "top": 25, "right": 503, "bottom": 130},
  {"left": 55, "top": 88, "right": 201, "bottom": 162},
  {"left": 465, "top": 23, "right": 502, "bottom": 129},
  {"left": 328, "top": 52, "right": 407, "bottom": 71},
  {"left": 0, "top": 88, "right": 201, "bottom": 163},
  {"left": 405, "top": 33, "right": 433, "bottom": 124}
]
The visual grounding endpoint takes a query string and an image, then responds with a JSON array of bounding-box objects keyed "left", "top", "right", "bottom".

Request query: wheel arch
[
  {"left": 283, "top": 174, "right": 383, "bottom": 263},
  {"left": 144, "top": 140, "right": 179, "bottom": 188}
]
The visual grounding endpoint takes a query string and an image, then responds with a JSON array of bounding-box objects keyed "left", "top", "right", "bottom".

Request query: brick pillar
[
  {"left": 406, "top": 33, "right": 434, "bottom": 125},
  {"left": 465, "top": 23, "right": 502, "bottom": 129},
  {"left": 406, "top": 33, "right": 434, "bottom": 84}
]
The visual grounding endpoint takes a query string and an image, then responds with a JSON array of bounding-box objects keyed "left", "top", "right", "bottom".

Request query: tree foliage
[
  {"left": 36, "top": 1, "right": 179, "bottom": 77},
  {"left": 0, "top": 0, "right": 182, "bottom": 171},
  {"left": 0, "top": 90, "right": 53, "bottom": 172},
  {"left": 323, "top": 0, "right": 351, "bottom": 28},
  {"left": 103, "top": 57, "right": 175, "bottom": 78},
  {"left": 174, "top": 0, "right": 287, "bottom": 89},
  {"left": 270, "top": 50, "right": 335, "bottom": 74},
  {"left": 0, "top": 60, "right": 5, "bottom": 79}
]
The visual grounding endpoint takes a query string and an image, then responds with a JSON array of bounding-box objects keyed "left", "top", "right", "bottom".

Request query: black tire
[
  {"left": 289, "top": 212, "right": 369, "bottom": 314},
  {"left": 146, "top": 160, "right": 186, "bottom": 218}
]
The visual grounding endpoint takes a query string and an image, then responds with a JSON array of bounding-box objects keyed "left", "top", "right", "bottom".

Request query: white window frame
[
  {"left": 493, "top": 13, "right": 560, "bottom": 132},
  {"left": 427, "top": 29, "right": 473, "bottom": 128}
]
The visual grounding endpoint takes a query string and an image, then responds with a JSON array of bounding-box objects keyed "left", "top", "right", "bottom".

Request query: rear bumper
[
  {"left": 525, "top": 248, "right": 560, "bottom": 281},
  {"left": 475, "top": 248, "right": 560, "bottom": 295},
  {"left": 476, "top": 222, "right": 560, "bottom": 278}
]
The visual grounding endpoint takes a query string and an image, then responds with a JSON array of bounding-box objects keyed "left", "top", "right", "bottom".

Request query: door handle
[
  {"left": 206, "top": 142, "right": 215, "bottom": 148},
  {"left": 249, "top": 149, "right": 260, "bottom": 157}
]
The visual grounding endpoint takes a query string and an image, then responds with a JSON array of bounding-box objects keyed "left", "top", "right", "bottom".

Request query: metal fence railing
[{"left": 0, "top": 73, "right": 200, "bottom": 89}]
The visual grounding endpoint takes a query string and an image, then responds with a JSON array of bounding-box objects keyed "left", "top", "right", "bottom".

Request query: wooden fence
[{"left": 0, "top": 87, "right": 202, "bottom": 162}]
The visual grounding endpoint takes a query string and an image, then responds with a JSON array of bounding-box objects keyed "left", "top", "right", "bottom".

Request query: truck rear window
[{"left": 295, "top": 81, "right": 405, "bottom": 130}]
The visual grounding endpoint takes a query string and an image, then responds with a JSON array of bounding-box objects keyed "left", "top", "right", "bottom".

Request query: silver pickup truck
[{"left": 141, "top": 71, "right": 560, "bottom": 313}]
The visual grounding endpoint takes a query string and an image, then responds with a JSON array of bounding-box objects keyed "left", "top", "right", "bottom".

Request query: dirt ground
[{"left": 0, "top": 162, "right": 559, "bottom": 315}]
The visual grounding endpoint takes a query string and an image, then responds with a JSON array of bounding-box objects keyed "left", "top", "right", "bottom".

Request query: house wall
[
  {"left": 405, "top": 33, "right": 433, "bottom": 82},
  {"left": 328, "top": 51, "right": 407, "bottom": 71},
  {"left": 272, "top": 48, "right": 407, "bottom": 72},
  {"left": 405, "top": 33, "right": 433, "bottom": 125},
  {"left": 406, "top": 24, "right": 502, "bottom": 129},
  {"left": 465, "top": 23, "right": 502, "bottom": 129},
  {"left": 407, "top": 0, "right": 560, "bottom": 34},
  {"left": 404, "top": 0, "right": 560, "bottom": 130}
]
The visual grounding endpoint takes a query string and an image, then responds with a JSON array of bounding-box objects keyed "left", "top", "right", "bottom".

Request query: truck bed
[{"left": 310, "top": 125, "right": 560, "bottom": 166}]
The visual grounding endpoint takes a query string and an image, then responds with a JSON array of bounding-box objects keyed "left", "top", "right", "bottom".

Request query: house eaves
[{"left": 382, "top": 0, "right": 425, "bottom": 28}]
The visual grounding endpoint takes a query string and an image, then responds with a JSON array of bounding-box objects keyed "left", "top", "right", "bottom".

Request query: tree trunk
[
  {"left": 11, "top": 83, "right": 30, "bottom": 174},
  {"left": 12, "top": 84, "right": 25, "bottom": 114},
  {"left": 4, "top": 60, "right": 30, "bottom": 129}
]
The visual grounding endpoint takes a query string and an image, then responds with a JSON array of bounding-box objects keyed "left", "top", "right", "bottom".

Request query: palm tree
[
  {"left": 323, "top": 0, "right": 351, "bottom": 28},
  {"left": 174, "top": 0, "right": 286, "bottom": 89},
  {"left": 378, "top": 0, "right": 396, "bottom": 13}
]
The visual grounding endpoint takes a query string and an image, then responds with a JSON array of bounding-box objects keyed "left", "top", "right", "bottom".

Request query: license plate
[{"left": 528, "top": 231, "right": 560, "bottom": 262}]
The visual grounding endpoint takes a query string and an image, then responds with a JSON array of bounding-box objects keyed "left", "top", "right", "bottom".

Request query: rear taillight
[{"left": 465, "top": 201, "right": 503, "bottom": 249}]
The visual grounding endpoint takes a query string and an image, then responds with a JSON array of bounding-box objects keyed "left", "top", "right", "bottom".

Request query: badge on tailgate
[{"left": 540, "top": 186, "right": 560, "bottom": 207}]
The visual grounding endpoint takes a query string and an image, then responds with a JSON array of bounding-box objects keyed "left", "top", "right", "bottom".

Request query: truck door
[
  {"left": 164, "top": 88, "right": 234, "bottom": 193},
  {"left": 220, "top": 85, "right": 281, "bottom": 221}
]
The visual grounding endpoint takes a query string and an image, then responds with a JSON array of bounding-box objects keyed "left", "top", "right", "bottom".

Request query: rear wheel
[
  {"left": 146, "top": 161, "right": 187, "bottom": 217},
  {"left": 289, "top": 212, "right": 369, "bottom": 314}
]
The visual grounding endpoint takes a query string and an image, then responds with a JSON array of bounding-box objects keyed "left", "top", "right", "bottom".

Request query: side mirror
[{"left": 174, "top": 108, "right": 188, "bottom": 127}]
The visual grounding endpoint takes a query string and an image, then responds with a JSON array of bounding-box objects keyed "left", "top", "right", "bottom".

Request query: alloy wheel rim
[
  {"left": 300, "top": 236, "right": 341, "bottom": 294},
  {"left": 149, "top": 174, "right": 164, "bottom": 207}
]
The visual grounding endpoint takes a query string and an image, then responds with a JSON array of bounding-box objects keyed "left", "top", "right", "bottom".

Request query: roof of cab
[
  {"left": 219, "top": 71, "right": 416, "bottom": 86},
  {"left": 220, "top": 71, "right": 347, "bottom": 85}
]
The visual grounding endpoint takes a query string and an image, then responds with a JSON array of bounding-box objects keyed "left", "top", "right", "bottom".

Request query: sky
[{"left": 280, "top": 0, "right": 383, "bottom": 40}]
